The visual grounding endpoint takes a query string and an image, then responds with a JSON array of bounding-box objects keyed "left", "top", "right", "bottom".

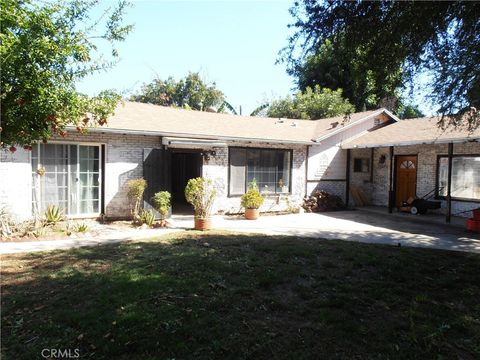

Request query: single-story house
[{"left": 1, "top": 101, "right": 478, "bottom": 222}]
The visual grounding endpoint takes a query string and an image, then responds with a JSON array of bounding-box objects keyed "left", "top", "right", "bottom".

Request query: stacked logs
[{"left": 302, "top": 190, "right": 345, "bottom": 212}]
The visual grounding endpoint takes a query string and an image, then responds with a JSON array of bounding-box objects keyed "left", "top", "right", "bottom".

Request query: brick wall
[
  {"left": 350, "top": 142, "right": 480, "bottom": 217},
  {"left": 0, "top": 148, "right": 32, "bottom": 220},
  {"left": 203, "top": 141, "right": 307, "bottom": 214},
  {"left": 1, "top": 132, "right": 307, "bottom": 219}
]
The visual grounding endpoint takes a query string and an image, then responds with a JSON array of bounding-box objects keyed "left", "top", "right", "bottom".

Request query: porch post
[
  {"left": 446, "top": 142, "right": 453, "bottom": 223},
  {"left": 345, "top": 148, "right": 351, "bottom": 208},
  {"left": 388, "top": 146, "right": 394, "bottom": 213}
]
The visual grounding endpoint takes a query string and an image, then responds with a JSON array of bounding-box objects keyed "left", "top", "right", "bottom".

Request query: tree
[
  {"left": 281, "top": 1, "right": 480, "bottom": 128},
  {"left": 0, "top": 0, "right": 133, "bottom": 149},
  {"left": 293, "top": 38, "right": 403, "bottom": 112},
  {"left": 131, "top": 72, "right": 225, "bottom": 111},
  {"left": 397, "top": 104, "right": 425, "bottom": 120},
  {"left": 266, "top": 85, "right": 354, "bottom": 120}
]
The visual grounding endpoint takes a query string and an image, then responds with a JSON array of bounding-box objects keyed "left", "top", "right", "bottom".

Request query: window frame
[
  {"left": 353, "top": 157, "right": 370, "bottom": 173},
  {"left": 228, "top": 147, "right": 293, "bottom": 197},
  {"left": 435, "top": 154, "right": 480, "bottom": 203},
  {"left": 32, "top": 141, "right": 104, "bottom": 217}
]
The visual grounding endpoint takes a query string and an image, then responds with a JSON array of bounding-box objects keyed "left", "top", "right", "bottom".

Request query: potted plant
[
  {"left": 241, "top": 180, "right": 264, "bottom": 220},
  {"left": 152, "top": 191, "right": 171, "bottom": 227},
  {"left": 185, "top": 177, "right": 217, "bottom": 230}
]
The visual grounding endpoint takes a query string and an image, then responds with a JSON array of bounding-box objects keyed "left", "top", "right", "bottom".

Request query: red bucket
[{"left": 466, "top": 218, "right": 480, "bottom": 232}]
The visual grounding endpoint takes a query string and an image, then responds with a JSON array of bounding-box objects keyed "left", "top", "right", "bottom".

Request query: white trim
[
  {"left": 71, "top": 126, "right": 314, "bottom": 145},
  {"left": 342, "top": 137, "right": 480, "bottom": 149},
  {"left": 313, "top": 109, "right": 398, "bottom": 143}
]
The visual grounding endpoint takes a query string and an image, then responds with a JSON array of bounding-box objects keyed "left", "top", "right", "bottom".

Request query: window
[
  {"left": 353, "top": 158, "right": 370, "bottom": 173},
  {"left": 437, "top": 156, "right": 480, "bottom": 201},
  {"left": 229, "top": 148, "right": 292, "bottom": 195},
  {"left": 32, "top": 143, "right": 101, "bottom": 215}
]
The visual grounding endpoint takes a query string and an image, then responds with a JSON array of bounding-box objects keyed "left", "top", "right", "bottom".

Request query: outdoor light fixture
[
  {"left": 202, "top": 150, "right": 216, "bottom": 161},
  {"left": 379, "top": 155, "right": 386, "bottom": 164}
]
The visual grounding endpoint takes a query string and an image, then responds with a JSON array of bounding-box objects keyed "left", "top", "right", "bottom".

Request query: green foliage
[
  {"left": 266, "top": 85, "right": 354, "bottom": 120},
  {"left": 282, "top": 1, "right": 480, "bottom": 128},
  {"left": 126, "top": 178, "right": 147, "bottom": 222},
  {"left": 139, "top": 209, "right": 155, "bottom": 227},
  {"left": 185, "top": 177, "right": 217, "bottom": 219},
  {"left": 294, "top": 38, "right": 403, "bottom": 112},
  {"left": 152, "top": 191, "right": 171, "bottom": 219},
  {"left": 131, "top": 72, "right": 225, "bottom": 111},
  {"left": 0, "top": 0, "right": 132, "bottom": 147},
  {"left": 43, "top": 205, "right": 64, "bottom": 225},
  {"left": 241, "top": 181, "right": 264, "bottom": 210},
  {"left": 73, "top": 223, "right": 89, "bottom": 233},
  {"left": 398, "top": 104, "right": 425, "bottom": 120}
]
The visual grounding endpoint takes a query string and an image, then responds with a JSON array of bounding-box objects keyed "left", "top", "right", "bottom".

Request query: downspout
[
  {"left": 446, "top": 143, "right": 453, "bottom": 223},
  {"left": 388, "top": 146, "right": 394, "bottom": 213},
  {"left": 305, "top": 145, "right": 309, "bottom": 197}
]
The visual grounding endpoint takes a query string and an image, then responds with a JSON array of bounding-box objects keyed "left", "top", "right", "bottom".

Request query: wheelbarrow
[{"left": 401, "top": 188, "right": 442, "bottom": 215}]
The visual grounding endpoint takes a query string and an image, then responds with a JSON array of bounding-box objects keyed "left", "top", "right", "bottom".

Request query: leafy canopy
[
  {"left": 293, "top": 37, "right": 403, "bottom": 112},
  {"left": 0, "top": 0, "right": 133, "bottom": 148},
  {"left": 131, "top": 72, "right": 225, "bottom": 111},
  {"left": 267, "top": 85, "right": 354, "bottom": 120},
  {"left": 281, "top": 0, "right": 480, "bottom": 128}
]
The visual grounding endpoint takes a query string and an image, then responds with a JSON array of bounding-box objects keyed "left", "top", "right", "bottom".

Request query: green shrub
[
  {"left": 185, "top": 177, "right": 217, "bottom": 219},
  {"left": 43, "top": 204, "right": 64, "bottom": 225},
  {"left": 74, "top": 223, "right": 89, "bottom": 233},
  {"left": 126, "top": 178, "right": 147, "bottom": 223},
  {"left": 152, "top": 191, "right": 171, "bottom": 219},
  {"left": 241, "top": 180, "right": 264, "bottom": 209},
  {"left": 139, "top": 209, "right": 155, "bottom": 227}
]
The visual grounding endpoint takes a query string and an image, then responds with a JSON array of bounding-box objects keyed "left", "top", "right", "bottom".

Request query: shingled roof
[
  {"left": 85, "top": 101, "right": 395, "bottom": 144},
  {"left": 342, "top": 116, "right": 480, "bottom": 149}
]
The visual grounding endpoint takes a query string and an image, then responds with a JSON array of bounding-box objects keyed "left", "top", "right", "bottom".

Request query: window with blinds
[{"left": 229, "top": 148, "right": 292, "bottom": 195}]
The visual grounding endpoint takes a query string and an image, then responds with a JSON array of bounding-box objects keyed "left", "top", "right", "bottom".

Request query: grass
[{"left": 1, "top": 231, "right": 480, "bottom": 359}]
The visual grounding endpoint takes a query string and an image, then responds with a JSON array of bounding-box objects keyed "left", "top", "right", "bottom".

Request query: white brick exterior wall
[
  {"left": 203, "top": 142, "right": 307, "bottom": 214},
  {"left": 0, "top": 132, "right": 307, "bottom": 219},
  {"left": 0, "top": 148, "right": 32, "bottom": 220},
  {"left": 349, "top": 142, "right": 480, "bottom": 217}
]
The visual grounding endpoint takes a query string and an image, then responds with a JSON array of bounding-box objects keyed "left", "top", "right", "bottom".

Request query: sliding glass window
[
  {"left": 437, "top": 155, "right": 480, "bottom": 201},
  {"left": 229, "top": 148, "right": 292, "bottom": 195},
  {"left": 32, "top": 144, "right": 101, "bottom": 216}
]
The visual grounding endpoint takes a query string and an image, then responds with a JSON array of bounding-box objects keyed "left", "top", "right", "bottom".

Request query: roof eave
[
  {"left": 313, "top": 108, "right": 397, "bottom": 143},
  {"left": 70, "top": 126, "right": 314, "bottom": 145},
  {"left": 342, "top": 137, "right": 480, "bottom": 149}
]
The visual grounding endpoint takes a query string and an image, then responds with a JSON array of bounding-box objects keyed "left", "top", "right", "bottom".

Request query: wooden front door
[{"left": 395, "top": 155, "right": 417, "bottom": 208}]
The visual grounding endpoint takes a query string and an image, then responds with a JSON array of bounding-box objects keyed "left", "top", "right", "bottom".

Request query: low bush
[
  {"left": 241, "top": 180, "right": 264, "bottom": 209},
  {"left": 126, "top": 178, "right": 147, "bottom": 223},
  {"left": 139, "top": 209, "right": 155, "bottom": 227},
  {"left": 152, "top": 191, "right": 171, "bottom": 220},
  {"left": 43, "top": 205, "right": 64, "bottom": 225}
]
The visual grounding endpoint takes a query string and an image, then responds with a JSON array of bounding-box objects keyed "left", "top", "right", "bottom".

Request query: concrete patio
[{"left": 1, "top": 209, "right": 479, "bottom": 254}]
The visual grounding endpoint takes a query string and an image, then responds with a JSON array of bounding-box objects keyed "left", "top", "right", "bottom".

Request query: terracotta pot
[
  {"left": 194, "top": 217, "right": 212, "bottom": 231},
  {"left": 245, "top": 208, "right": 260, "bottom": 220}
]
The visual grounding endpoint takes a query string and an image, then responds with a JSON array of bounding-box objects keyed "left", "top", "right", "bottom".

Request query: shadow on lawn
[{"left": 2, "top": 232, "right": 480, "bottom": 360}]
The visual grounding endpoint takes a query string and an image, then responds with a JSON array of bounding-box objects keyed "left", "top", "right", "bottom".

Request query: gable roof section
[
  {"left": 312, "top": 108, "right": 399, "bottom": 142},
  {"left": 84, "top": 101, "right": 397, "bottom": 145},
  {"left": 342, "top": 116, "right": 480, "bottom": 149}
]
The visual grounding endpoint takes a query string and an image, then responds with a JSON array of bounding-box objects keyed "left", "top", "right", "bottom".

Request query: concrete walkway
[
  {"left": 1, "top": 210, "right": 479, "bottom": 254},
  {"left": 172, "top": 211, "right": 480, "bottom": 253},
  {"left": 0, "top": 227, "right": 181, "bottom": 254}
]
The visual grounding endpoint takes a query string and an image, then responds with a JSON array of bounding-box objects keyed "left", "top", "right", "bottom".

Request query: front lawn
[{"left": 2, "top": 232, "right": 479, "bottom": 359}]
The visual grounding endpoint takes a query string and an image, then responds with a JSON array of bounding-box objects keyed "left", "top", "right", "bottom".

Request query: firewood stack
[{"left": 302, "top": 190, "right": 345, "bottom": 212}]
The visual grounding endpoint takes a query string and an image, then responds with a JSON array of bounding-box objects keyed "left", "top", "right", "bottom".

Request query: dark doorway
[{"left": 171, "top": 151, "right": 203, "bottom": 214}]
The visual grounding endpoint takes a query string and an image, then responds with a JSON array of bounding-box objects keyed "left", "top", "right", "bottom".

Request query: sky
[
  {"left": 76, "top": 0, "right": 433, "bottom": 116},
  {"left": 76, "top": 0, "right": 296, "bottom": 115}
]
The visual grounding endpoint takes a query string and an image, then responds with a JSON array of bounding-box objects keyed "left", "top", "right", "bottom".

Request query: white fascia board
[
  {"left": 69, "top": 126, "right": 314, "bottom": 145},
  {"left": 313, "top": 109, "right": 396, "bottom": 143},
  {"left": 341, "top": 137, "right": 480, "bottom": 149}
]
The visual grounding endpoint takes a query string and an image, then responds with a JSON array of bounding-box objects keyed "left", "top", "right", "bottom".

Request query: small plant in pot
[
  {"left": 241, "top": 180, "right": 264, "bottom": 220},
  {"left": 185, "top": 177, "right": 217, "bottom": 230},
  {"left": 152, "top": 191, "right": 171, "bottom": 227}
]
